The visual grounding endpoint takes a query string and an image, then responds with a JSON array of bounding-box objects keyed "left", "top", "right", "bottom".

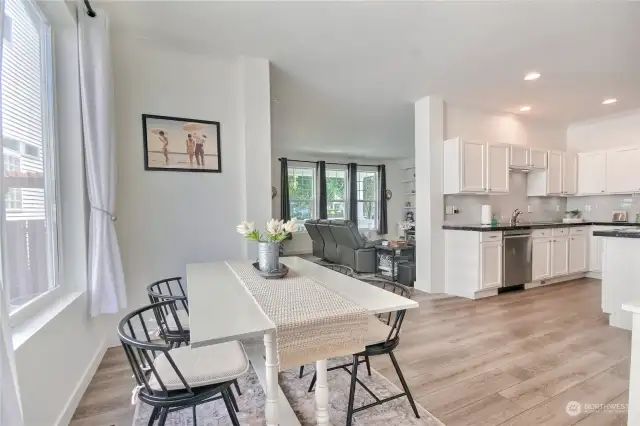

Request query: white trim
[
  {"left": 9, "top": 286, "right": 62, "bottom": 328},
  {"left": 54, "top": 337, "right": 107, "bottom": 426}
]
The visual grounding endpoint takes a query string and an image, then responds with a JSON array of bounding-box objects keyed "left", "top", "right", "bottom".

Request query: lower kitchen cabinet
[
  {"left": 569, "top": 235, "right": 588, "bottom": 273},
  {"left": 480, "top": 241, "right": 503, "bottom": 289},
  {"left": 551, "top": 237, "right": 570, "bottom": 276},
  {"left": 532, "top": 238, "right": 552, "bottom": 281}
]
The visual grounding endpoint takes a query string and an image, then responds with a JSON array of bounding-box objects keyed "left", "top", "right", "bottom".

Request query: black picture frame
[{"left": 141, "top": 114, "right": 222, "bottom": 173}]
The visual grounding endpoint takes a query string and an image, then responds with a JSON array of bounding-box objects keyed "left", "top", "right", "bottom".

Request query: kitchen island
[{"left": 595, "top": 228, "right": 640, "bottom": 330}]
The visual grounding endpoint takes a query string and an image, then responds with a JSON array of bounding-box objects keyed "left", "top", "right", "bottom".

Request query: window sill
[{"left": 12, "top": 291, "right": 84, "bottom": 350}]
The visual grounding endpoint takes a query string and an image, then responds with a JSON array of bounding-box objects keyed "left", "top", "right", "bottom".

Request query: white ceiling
[{"left": 98, "top": 1, "right": 640, "bottom": 156}]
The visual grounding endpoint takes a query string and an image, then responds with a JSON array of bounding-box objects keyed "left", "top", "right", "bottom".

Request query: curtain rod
[
  {"left": 278, "top": 158, "right": 380, "bottom": 167},
  {"left": 84, "top": 0, "right": 96, "bottom": 17}
]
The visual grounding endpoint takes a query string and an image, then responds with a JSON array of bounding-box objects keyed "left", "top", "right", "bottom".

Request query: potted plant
[{"left": 237, "top": 218, "right": 297, "bottom": 272}]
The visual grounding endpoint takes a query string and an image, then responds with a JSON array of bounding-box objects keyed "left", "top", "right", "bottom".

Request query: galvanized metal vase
[{"left": 258, "top": 242, "right": 280, "bottom": 272}]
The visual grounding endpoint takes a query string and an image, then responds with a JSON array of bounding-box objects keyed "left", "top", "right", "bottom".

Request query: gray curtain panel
[
  {"left": 347, "top": 162, "right": 358, "bottom": 226},
  {"left": 280, "top": 158, "right": 291, "bottom": 221},
  {"left": 377, "top": 164, "right": 388, "bottom": 235},
  {"left": 316, "top": 161, "right": 328, "bottom": 219}
]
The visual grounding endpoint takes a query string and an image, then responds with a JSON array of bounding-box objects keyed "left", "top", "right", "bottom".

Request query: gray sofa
[{"left": 305, "top": 219, "right": 382, "bottom": 273}]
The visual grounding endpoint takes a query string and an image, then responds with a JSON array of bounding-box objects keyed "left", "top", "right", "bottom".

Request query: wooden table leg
[
  {"left": 264, "top": 330, "right": 279, "bottom": 426},
  {"left": 315, "top": 359, "right": 331, "bottom": 425}
]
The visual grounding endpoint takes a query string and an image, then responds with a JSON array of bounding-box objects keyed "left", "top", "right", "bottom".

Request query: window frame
[
  {"left": 325, "top": 167, "right": 346, "bottom": 220},
  {"left": 1, "top": 0, "right": 62, "bottom": 327},
  {"left": 356, "top": 169, "right": 378, "bottom": 230},
  {"left": 287, "top": 165, "right": 316, "bottom": 227}
]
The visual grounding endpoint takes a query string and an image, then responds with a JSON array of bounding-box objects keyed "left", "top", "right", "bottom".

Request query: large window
[
  {"left": 326, "top": 169, "right": 346, "bottom": 219},
  {"left": 357, "top": 170, "right": 378, "bottom": 229},
  {"left": 1, "top": 0, "right": 58, "bottom": 318},
  {"left": 287, "top": 166, "right": 315, "bottom": 225}
]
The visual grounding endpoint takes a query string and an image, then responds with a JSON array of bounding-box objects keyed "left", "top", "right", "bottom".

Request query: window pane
[
  {"left": 2, "top": 0, "right": 57, "bottom": 314},
  {"left": 326, "top": 169, "right": 345, "bottom": 219},
  {"left": 287, "top": 166, "right": 315, "bottom": 228}
]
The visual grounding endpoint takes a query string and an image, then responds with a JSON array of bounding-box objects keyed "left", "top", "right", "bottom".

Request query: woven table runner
[{"left": 226, "top": 261, "right": 368, "bottom": 370}]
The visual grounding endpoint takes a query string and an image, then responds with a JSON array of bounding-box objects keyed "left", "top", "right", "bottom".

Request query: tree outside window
[
  {"left": 326, "top": 169, "right": 346, "bottom": 219},
  {"left": 288, "top": 166, "right": 314, "bottom": 229},
  {"left": 357, "top": 171, "right": 377, "bottom": 229}
]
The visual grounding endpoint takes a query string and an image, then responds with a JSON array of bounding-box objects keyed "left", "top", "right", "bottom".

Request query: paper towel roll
[{"left": 481, "top": 205, "right": 492, "bottom": 225}]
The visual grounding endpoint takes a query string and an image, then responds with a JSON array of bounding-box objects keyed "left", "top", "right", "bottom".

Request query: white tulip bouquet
[{"left": 237, "top": 218, "right": 298, "bottom": 243}]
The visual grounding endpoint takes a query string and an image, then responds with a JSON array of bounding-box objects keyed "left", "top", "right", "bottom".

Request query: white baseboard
[{"left": 55, "top": 337, "right": 107, "bottom": 426}]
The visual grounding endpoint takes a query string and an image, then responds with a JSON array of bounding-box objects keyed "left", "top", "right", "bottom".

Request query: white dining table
[{"left": 187, "top": 256, "right": 419, "bottom": 426}]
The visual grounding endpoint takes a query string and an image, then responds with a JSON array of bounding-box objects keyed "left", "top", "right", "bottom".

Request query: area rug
[{"left": 132, "top": 356, "right": 443, "bottom": 426}]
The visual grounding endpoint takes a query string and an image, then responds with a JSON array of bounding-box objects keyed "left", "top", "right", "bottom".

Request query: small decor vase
[{"left": 258, "top": 242, "right": 280, "bottom": 272}]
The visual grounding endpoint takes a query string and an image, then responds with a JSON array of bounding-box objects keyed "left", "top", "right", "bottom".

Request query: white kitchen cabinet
[
  {"left": 480, "top": 241, "right": 503, "bottom": 289},
  {"left": 529, "top": 149, "right": 547, "bottom": 169},
  {"left": 577, "top": 152, "right": 607, "bottom": 195},
  {"left": 510, "top": 145, "right": 529, "bottom": 169},
  {"left": 563, "top": 152, "right": 577, "bottom": 195},
  {"left": 551, "top": 237, "right": 569, "bottom": 276},
  {"left": 547, "top": 151, "right": 564, "bottom": 195},
  {"left": 532, "top": 237, "right": 552, "bottom": 281},
  {"left": 443, "top": 138, "right": 485, "bottom": 194},
  {"left": 569, "top": 235, "right": 588, "bottom": 273},
  {"left": 486, "top": 143, "right": 510, "bottom": 193},
  {"left": 606, "top": 147, "right": 640, "bottom": 194}
]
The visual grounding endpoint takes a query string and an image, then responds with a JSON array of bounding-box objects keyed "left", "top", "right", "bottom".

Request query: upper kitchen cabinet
[
  {"left": 527, "top": 151, "right": 574, "bottom": 196},
  {"left": 486, "top": 143, "right": 510, "bottom": 193},
  {"left": 577, "top": 152, "right": 607, "bottom": 195},
  {"left": 563, "top": 152, "right": 577, "bottom": 195},
  {"left": 444, "top": 138, "right": 509, "bottom": 194},
  {"left": 509, "top": 146, "right": 547, "bottom": 170},
  {"left": 606, "top": 147, "right": 640, "bottom": 194},
  {"left": 510, "top": 145, "right": 529, "bottom": 169},
  {"left": 444, "top": 138, "right": 485, "bottom": 193},
  {"left": 529, "top": 149, "right": 547, "bottom": 169}
]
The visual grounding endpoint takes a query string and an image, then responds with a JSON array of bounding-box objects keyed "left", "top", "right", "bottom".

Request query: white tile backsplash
[
  {"left": 567, "top": 194, "right": 640, "bottom": 222},
  {"left": 444, "top": 172, "right": 567, "bottom": 224}
]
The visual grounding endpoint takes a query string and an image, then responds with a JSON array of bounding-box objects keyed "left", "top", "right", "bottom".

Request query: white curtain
[
  {"left": 79, "top": 9, "right": 127, "bottom": 316},
  {"left": 0, "top": 0, "right": 24, "bottom": 423}
]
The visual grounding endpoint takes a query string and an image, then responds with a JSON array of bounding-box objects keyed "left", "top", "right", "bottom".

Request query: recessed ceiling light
[
  {"left": 524, "top": 71, "right": 541, "bottom": 81},
  {"left": 602, "top": 98, "right": 617, "bottom": 105},
  {"left": 519, "top": 105, "right": 532, "bottom": 112}
]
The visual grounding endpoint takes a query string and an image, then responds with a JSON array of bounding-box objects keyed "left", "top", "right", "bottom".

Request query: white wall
[
  {"left": 112, "top": 35, "right": 271, "bottom": 310},
  {"left": 567, "top": 108, "right": 640, "bottom": 152},
  {"left": 445, "top": 104, "right": 567, "bottom": 150}
]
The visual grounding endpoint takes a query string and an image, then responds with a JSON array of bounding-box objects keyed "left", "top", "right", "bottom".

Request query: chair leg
[
  {"left": 308, "top": 371, "right": 317, "bottom": 393},
  {"left": 192, "top": 405, "right": 197, "bottom": 426},
  {"left": 228, "top": 385, "right": 240, "bottom": 412},
  {"left": 222, "top": 389, "right": 241, "bottom": 426},
  {"left": 147, "top": 407, "right": 159, "bottom": 426},
  {"left": 299, "top": 365, "right": 305, "bottom": 378},
  {"left": 233, "top": 378, "right": 242, "bottom": 396},
  {"left": 365, "top": 355, "right": 372, "bottom": 376},
  {"left": 389, "top": 351, "right": 420, "bottom": 418},
  {"left": 346, "top": 355, "right": 359, "bottom": 426},
  {"left": 157, "top": 408, "right": 169, "bottom": 426}
]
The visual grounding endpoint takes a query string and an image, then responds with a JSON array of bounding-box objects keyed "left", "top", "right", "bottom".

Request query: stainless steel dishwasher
[{"left": 503, "top": 229, "right": 532, "bottom": 288}]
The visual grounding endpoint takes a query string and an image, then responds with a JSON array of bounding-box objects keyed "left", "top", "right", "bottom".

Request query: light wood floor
[{"left": 70, "top": 278, "right": 631, "bottom": 426}]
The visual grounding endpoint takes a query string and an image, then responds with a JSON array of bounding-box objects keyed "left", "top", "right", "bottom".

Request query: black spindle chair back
[
  {"left": 375, "top": 281, "right": 411, "bottom": 347},
  {"left": 118, "top": 302, "right": 196, "bottom": 405},
  {"left": 147, "top": 277, "right": 189, "bottom": 312},
  {"left": 147, "top": 278, "right": 189, "bottom": 344}
]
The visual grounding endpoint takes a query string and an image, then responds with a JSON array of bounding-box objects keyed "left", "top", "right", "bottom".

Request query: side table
[{"left": 375, "top": 244, "right": 415, "bottom": 282}]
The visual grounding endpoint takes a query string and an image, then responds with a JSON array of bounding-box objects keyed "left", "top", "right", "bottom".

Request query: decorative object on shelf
[
  {"left": 385, "top": 189, "right": 393, "bottom": 200},
  {"left": 612, "top": 210, "right": 628, "bottom": 222},
  {"left": 405, "top": 211, "right": 415, "bottom": 222},
  {"left": 271, "top": 186, "right": 277, "bottom": 199},
  {"left": 404, "top": 200, "right": 412, "bottom": 207},
  {"left": 142, "top": 114, "right": 222, "bottom": 173},
  {"left": 237, "top": 218, "right": 297, "bottom": 275}
]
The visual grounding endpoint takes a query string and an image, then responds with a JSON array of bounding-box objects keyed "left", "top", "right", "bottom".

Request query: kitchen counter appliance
[{"left": 503, "top": 229, "right": 532, "bottom": 289}]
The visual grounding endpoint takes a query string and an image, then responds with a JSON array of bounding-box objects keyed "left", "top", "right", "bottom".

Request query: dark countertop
[
  {"left": 443, "top": 221, "right": 640, "bottom": 232},
  {"left": 593, "top": 229, "right": 640, "bottom": 238}
]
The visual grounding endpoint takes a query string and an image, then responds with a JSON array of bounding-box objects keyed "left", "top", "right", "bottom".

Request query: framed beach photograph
[{"left": 142, "top": 114, "right": 222, "bottom": 173}]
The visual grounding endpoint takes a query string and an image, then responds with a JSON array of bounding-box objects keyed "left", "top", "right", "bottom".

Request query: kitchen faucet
[{"left": 510, "top": 209, "right": 523, "bottom": 225}]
